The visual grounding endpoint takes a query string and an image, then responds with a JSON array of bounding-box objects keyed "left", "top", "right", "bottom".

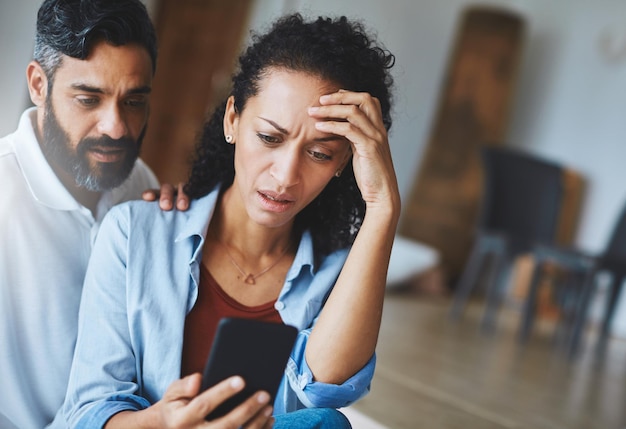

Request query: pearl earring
[
  {"left": 225, "top": 135, "right": 233, "bottom": 143},
  {"left": 334, "top": 169, "right": 342, "bottom": 178}
]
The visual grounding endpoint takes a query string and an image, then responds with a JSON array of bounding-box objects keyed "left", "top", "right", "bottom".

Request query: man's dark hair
[
  {"left": 185, "top": 13, "right": 395, "bottom": 256},
  {"left": 34, "top": 0, "right": 157, "bottom": 84}
]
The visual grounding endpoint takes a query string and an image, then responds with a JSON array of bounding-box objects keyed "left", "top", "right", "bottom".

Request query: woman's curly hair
[{"left": 184, "top": 13, "right": 395, "bottom": 257}]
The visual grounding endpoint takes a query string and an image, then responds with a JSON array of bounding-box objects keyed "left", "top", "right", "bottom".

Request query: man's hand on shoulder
[{"left": 142, "top": 182, "right": 189, "bottom": 211}]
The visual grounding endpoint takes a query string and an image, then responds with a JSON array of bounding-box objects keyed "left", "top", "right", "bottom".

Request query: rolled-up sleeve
[
  {"left": 274, "top": 328, "right": 375, "bottom": 415},
  {"left": 73, "top": 395, "right": 150, "bottom": 429}
]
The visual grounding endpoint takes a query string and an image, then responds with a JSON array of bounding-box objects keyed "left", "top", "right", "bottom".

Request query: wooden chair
[
  {"left": 449, "top": 146, "right": 565, "bottom": 332},
  {"left": 519, "top": 202, "right": 626, "bottom": 355}
]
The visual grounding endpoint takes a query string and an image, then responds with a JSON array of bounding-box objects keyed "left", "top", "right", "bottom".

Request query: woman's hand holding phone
[{"left": 104, "top": 374, "right": 273, "bottom": 429}]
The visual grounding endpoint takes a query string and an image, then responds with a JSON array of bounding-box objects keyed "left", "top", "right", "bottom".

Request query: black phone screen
[{"left": 200, "top": 317, "right": 298, "bottom": 420}]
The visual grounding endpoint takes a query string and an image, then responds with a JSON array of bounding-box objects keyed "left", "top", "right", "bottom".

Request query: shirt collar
[
  {"left": 174, "top": 188, "right": 220, "bottom": 245},
  {"left": 174, "top": 187, "right": 317, "bottom": 277},
  {"left": 12, "top": 108, "right": 84, "bottom": 211}
]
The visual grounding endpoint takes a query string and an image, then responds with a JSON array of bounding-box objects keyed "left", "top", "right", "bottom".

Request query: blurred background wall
[{"left": 2, "top": 0, "right": 626, "bottom": 337}]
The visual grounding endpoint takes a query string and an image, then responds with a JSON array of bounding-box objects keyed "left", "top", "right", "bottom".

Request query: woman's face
[{"left": 224, "top": 68, "right": 352, "bottom": 229}]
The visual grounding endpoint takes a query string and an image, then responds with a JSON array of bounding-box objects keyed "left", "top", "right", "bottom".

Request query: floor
[{"left": 348, "top": 288, "right": 626, "bottom": 429}]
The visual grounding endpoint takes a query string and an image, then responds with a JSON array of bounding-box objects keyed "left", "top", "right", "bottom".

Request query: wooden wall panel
[
  {"left": 557, "top": 169, "right": 586, "bottom": 246},
  {"left": 142, "top": 0, "right": 253, "bottom": 185},
  {"left": 399, "top": 6, "right": 526, "bottom": 285}
]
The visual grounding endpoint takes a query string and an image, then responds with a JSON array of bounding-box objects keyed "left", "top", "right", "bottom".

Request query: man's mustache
[{"left": 78, "top": 136, "right": 138, "bottom": 153}]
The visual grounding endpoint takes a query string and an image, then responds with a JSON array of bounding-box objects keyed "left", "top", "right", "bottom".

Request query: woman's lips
[{"left": 257, "top": 190, "right": 295, "bottom": 213}]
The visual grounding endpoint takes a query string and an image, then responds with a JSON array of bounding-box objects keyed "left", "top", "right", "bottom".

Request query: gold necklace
[{"left": 215, "top": 235, "right": 291, "bottom": 285}]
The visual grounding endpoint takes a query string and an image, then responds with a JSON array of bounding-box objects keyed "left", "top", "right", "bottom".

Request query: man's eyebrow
[
  {"left": 128, "top": 86, "right": 152, "bottom": 95},
  {"left": 70, "top": 83, "right": 104, "bottom": 94},
  {"left": 69, "top": 84, "right": 152, "bottom": 95}
]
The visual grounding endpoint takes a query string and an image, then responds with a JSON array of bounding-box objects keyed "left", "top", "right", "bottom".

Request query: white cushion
[{"left": 386, "top": 234, "right": 439, "bottom": 287}]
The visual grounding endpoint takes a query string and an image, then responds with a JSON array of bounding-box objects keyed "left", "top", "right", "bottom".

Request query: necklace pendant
[{"left": 244, "top": 274, "right": 256, "bottom": 285}]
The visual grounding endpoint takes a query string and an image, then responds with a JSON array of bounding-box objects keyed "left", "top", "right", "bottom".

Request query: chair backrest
[
  {"left": 479, "top": 146, "right": 564, "bottom": 252},
  {"left": 603, "top": 202, "right": 626, "bottom": 262}
]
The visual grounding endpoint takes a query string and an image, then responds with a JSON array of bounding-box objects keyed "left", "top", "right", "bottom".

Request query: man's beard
[{"left": 41, "top": 101, "right": 144, "bottom": 192}]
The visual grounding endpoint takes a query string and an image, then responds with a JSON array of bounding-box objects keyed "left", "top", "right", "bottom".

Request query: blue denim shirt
[{"left": 61, "top": 188, "right": 375, "bottom": 428}]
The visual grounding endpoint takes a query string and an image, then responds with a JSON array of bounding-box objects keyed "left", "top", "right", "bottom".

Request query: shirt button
[{"left": 274, "top": 301, "right": 285, "bottom": 311}]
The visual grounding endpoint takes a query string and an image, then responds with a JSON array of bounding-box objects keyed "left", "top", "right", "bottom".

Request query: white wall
[
  {"left": 0, "top": 0, "right": 41, "bottom": 135},
  {"left": 2, "top": 0, "right": 625, "bottom": 336}
]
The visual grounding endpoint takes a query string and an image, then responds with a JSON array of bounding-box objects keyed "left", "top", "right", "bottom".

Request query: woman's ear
[
  {"left": 338, "top": 145, "right": 353, "bottom": 172},
  {"left": 223, "top": 95, "right": 239, "bottom": 141},
  {"left": 26, "top": 61, "right": 48, "bottom": 107}
]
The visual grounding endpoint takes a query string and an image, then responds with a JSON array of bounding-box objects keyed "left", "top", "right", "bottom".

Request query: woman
[{"left": 63, "top": 13, "right": 399, "bottom": 429}]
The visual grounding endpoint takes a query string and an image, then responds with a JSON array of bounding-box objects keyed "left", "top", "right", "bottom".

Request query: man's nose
[{"left": 97, "top": 104, "right": 128, "bottom": 140}]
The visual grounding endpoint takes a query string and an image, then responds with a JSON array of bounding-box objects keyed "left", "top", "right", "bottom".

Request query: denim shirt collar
[{"left": 173, "top": 187, "right": 317, "bottom": 280}]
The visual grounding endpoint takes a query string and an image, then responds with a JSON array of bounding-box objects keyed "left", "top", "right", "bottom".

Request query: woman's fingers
[
  {"left": 309, "top": 91, "right": 386, "bottom": 149},
  {"left": 309, "top": 89, "right": 399, "bottom": 207},
  {"left": 313, "top": 119, "right": 384, "bottom": 153},
  {"left": 310, "top": 91, "right": 388, "bottom": 159},
  {"left": 189, "top": 377, "right": 273, "bottom": 428},
  {"left": 153, "top": 375, "right": 273, "bottom": 428},
  {"left": 215, "top": 392, "right": 273, "bottom": 429},
  {"left": 319, "top": 90, "right": 384, "bottom": 128},
  {"left": 162, "top": 373, "right": 203, "bottom": 402},
  {"left": 186, "top": 376, "right": 246, "bottom": 418}
]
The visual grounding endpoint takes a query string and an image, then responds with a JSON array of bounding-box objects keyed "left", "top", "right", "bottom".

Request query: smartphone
[{"left": 200, "top": 317, "right": 298, "bottom": 420}]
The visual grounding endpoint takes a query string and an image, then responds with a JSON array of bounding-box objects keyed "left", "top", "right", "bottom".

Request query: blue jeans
[{"left": 273, "top": 408, "right": 352, "bottom": 429}]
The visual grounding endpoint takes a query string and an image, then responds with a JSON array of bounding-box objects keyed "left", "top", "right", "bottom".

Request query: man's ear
[
  {"left": 223, "top": 95, "right": 239, "bottom": 141},
  {"left": 26, "top": 61, "right": 48, "bottom": 107}
]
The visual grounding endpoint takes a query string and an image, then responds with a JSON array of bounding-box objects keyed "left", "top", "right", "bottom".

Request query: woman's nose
[{"left": 270, "top": 148, "right": 301, "bottom": 189}]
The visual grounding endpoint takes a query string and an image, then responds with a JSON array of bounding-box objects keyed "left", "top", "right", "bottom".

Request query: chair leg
[
  {"left": 518, "top": 260, "right": 545, "bottom": 343},
  {"left": 557, "top": 269, "right": 585, "bottom": 349},
  {"left": 480, "top": 249, "right": 511, "bottom": 332},
  {"left": 449, "top": 242, "right": 486, "bottom": 320},
  {"left": 567, "top": 268, "right": 596, "bottom": 357},
  {"left": 599, "top": 274, "right": 625, "bottom": 342}
]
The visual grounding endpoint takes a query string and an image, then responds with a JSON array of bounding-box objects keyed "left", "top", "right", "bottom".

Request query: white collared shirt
[{"left": 0, "top": 108, "right": 159, "bottom": 429}]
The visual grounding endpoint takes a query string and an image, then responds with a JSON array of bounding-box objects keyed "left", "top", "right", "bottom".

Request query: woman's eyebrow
[
  {"left": 258, "top": 116, "right": 345, "bottom": 143},
  {"left": 259, "top": 117, "right": 288, "bottom": 135}
]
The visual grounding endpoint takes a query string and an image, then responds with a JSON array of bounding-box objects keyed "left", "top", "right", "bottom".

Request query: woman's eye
[
  {"left": 310, "top": 150, "right": 332, "bottom": 161},
  {"left": 257, "top": 133, "right": 280, "bottom": 144}
]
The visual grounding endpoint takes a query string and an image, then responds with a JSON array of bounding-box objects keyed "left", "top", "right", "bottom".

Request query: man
[
  {"left": 0, "top": 1, "right": 271, "bottom": 428},
  {"left": 0, "top": 1, "right": 158, "bottom": 427}
]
